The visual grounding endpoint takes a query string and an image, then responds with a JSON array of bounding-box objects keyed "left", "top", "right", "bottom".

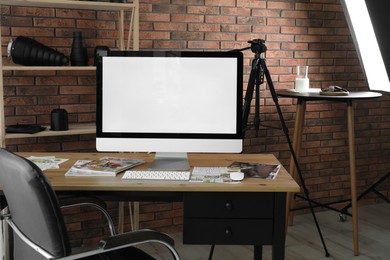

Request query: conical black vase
[{"left": 70, "top": 31, "right": 88, "bottom": 66}]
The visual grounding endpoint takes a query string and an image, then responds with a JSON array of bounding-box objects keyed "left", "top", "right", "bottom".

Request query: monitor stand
[{"left": 149, "top": 152, "right": 190, "bottom": 171}]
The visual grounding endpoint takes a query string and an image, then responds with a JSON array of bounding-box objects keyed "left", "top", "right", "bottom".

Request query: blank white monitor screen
[{"left": 96, "top": 51, "right": 243, "bottom": 170}]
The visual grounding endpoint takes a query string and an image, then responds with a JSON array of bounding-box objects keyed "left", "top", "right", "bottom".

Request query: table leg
[
  {"left": 118, "top": 201, "right": 124, "bottom": 233},
  {"left": 254, "top": 245, "right": 262, "bottom": 260},
  {"left": 119, "top": 202, "right": 140, "bottom": 233},
  {"left": 347, "top": 101, "right": 359, "bottom": 256},
  {"left": 133, "top": 201, "right": 140, "bottom": 230},
  {"left": 286, "top": 100, "right": 306, "bottom": 227}
]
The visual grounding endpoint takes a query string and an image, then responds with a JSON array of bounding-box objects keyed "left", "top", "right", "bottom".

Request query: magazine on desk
[
  {"left": 189, "top": 162, "right": 280, "bottom": 183},
  {"left": 189, "top": 167, "right": 235, "bottom": 183},
  {"left": 27, "top": 156, "right": 68, "bottom": 171},
  {"left": 228, "top": 162, "right": 281, "bottom": 180},
  {"left": 65, "top": 157, "right": 144, "bottom": 177}
]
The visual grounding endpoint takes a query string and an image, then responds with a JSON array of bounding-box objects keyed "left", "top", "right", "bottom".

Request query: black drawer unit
[{"left": 183, "top": 192, "right": 275, "bottom": 245}]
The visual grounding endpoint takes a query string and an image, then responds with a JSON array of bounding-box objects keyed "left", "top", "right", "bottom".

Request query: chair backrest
[{"left": 0, "top": 149, "right": 71, "bottom": 259}]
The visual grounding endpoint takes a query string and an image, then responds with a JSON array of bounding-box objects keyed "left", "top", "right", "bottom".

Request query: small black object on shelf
[
  {"left": 94, "top": 46, "right": 110, "bottom": 65},
  {"left": 7, "top": 36, "right": 69, "bottom": 66},
  {"left": 51, "top": 109, "right": 69, "bottom": 131},
  {"left": 70, "top": 31, "right": 88, "bottom": 66},
  {"left": 6, "top": 124, "right": 46, "bottom": 134}
]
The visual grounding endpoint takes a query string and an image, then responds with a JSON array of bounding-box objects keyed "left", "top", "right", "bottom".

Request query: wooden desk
[
  {"left": 277, "top": 90, "right": 382, "bottom": 256},
  {"left": 16, "top": 152, "right": 299, "bottom": 260}
]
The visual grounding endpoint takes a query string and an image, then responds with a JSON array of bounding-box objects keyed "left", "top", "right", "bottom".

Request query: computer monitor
[
  {"left": 96, "top": 50, "right": 243, "bottom": 170},
  {"left": 341, "top": 0, "right": 390, "bottom": 92}
]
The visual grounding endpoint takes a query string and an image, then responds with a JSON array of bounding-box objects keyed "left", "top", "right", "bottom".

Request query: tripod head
[
  {"left": 248, "top": 39, "right": 267, "bottom": 54},
  {"left": 230, "top": 39, "right": 267, "bottom": 55}
]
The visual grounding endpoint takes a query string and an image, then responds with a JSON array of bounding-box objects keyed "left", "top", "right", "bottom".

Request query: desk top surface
[
  {"left": 16, "top": 152, "right": 300, "bottom": 193},
  {"left": 277, "top": 89, "right": 382, "bottom": 101}
]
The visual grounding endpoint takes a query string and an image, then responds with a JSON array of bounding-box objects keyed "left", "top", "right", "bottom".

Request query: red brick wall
[{"left": 1, "top": 0, "right": 389, "bottom": 246}]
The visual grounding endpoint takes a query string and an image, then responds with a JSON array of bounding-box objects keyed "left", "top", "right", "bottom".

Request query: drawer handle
[
  {"left": 225, "top": 201, "right": 233, "bottom": 211},
  {"left": 224, "top": 227, "right": 232, "bottom": 237}
]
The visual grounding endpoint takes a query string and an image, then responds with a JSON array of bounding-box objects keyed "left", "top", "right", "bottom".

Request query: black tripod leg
[
  {"left": 243, "top": 59, "right": 260, "bottom": 134},
  {"left": 262, "top": 61, "right": 330, "bottom": 257},
  {"left": 208, "top": 245, "right": 215, "bottom": 260},
  {"left": 242, "top": 54, "right": 260, "bottom": 136},
  {"left": 254, "top": 75, "right": 261, "bottom": 132}
]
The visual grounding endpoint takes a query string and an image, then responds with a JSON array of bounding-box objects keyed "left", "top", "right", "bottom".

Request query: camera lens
[{"left": 9, "top": 36, "right": 69, "bottom": 66}]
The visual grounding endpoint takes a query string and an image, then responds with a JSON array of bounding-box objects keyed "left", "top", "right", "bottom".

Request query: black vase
[{"left": 70, "top": 32, "right": 88, "bottom": 66}]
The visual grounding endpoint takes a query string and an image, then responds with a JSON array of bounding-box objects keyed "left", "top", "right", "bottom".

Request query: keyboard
[
  {"left": 191, "top": 167, "right": 229, "bottom": 175},
  {"left": 122, "top": 170, "right": 191, "bottom": 181}
]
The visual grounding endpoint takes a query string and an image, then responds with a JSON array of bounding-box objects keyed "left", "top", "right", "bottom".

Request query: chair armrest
[
  {"left": 102, "top": 229, "right": 174, "bottom": 249},
  {"left": 58, "top": 195, "right": 107, "bottom": 208},
  {"left": 58, "top": 195, "right": 116, "bottom": 236},
  {"left": 101, "top": 229, "right": 180, "bottom": 260}
]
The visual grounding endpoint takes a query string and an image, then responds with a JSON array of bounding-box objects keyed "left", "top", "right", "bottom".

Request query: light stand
[{"left": 237, "top": 40, "right": 330, "bottom": 257}]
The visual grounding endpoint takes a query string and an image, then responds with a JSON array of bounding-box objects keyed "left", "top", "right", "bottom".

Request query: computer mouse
[{"left": 230, "top": 171, "right": 244, "bottom": 181}]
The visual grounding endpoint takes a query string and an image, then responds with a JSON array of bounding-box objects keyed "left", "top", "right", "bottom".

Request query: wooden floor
[{"left": 138, "top": 203, "right": 390, "bottom": 260}]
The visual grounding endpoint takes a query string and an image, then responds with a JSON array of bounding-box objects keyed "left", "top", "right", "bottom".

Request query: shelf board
[
  {"left": 2, "top": 66, "right": 96, "bottom": 71},
  {"left": 0, "top": 0, "right": 137, "bottom": 11},
  {"left": 5, "top": 123, "right": 96, "bottom": 139},
  {"left": 0, "top": 0, "right": 139, "bottom": 147}
]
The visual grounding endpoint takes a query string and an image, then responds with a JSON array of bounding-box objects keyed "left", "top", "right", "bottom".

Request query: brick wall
[{"left": 1, "top": 0, "right": 389, "bottom": 247}]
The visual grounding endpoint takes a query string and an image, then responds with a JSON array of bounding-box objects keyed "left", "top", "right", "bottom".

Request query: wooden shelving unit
[{"left": 0, "top": 0, "right": 139, "bottom": 147}]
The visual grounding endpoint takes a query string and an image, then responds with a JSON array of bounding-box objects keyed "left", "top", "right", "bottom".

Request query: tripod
[
  {"left": 241, "top": 41, "right": 266, "bottom": 136},
  {"left": 239, "top": 40, "right": 330, "bottom": 257}
]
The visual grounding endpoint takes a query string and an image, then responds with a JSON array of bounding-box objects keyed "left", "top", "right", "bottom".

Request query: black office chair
[{"left": 0, "top": 148, "right": 180, "bottom": 260}]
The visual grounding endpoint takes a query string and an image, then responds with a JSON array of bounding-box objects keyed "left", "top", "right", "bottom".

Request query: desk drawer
[
  {"left": 184, "top": 192, "right": 274, "bottom": 218},
  {"left": 183, "top": 218, "right": 273, "bottom": 245}
]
